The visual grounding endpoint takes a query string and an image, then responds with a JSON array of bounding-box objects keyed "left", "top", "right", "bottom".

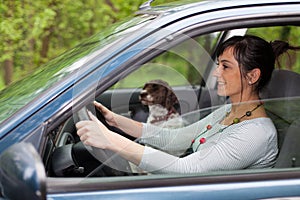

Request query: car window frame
[{"left": 42, "top": 5, "right": 300, "bottom": 195}]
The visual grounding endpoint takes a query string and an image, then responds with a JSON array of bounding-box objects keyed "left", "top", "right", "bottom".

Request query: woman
[{"left": 76, "top": 35, "right": 299, "bottom": 174}]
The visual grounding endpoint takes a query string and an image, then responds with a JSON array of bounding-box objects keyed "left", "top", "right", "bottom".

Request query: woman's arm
[
  {"left": 94, "top": 100, "right": 200, "bottom": 155},
  {"left": 139, "top": 106, "right": 228, "bottom": 154},
  {"left": 76, "top": 109, "right": 277, "bottom": 174},
  {"left": 139, "top": 120, "right": 278, "bottom": 174},
  {"left": 94, "top": 101, "right": 143, "bottom": 138},
  {"left": 139, "top": 122, "right": 203, "bottom": 155}
]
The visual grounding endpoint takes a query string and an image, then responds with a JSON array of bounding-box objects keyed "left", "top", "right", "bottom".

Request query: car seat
[
  {"left": 275, "top": 119, "right": 300, "bottom": 168},
  {"left": 260, "top": 69, "right": 300, "bottom": 99},
  {"left": 260, "top": 69, "right": 300, "bottom": 168}
]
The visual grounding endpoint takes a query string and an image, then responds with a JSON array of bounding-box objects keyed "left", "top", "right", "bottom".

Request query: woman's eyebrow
[{"left": 220, "top": 59, "right": 233, "bottom": 64}]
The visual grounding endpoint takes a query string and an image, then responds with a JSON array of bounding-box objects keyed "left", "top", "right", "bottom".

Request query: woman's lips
[{"left": 217, "top": 81, "right": 226, "bottom": 86}]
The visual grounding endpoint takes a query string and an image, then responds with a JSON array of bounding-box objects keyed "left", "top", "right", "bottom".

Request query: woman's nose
[{"left": 213, "top": 66, "right": 220, "bottom": 77}]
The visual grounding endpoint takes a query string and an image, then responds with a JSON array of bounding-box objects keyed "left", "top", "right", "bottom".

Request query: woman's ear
[{"left": 247, "top": 68, "right": 261, "bottom": 85}]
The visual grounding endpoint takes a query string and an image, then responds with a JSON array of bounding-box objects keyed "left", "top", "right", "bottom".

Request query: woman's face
[{"left": 213, "top": 47, "right": 247, "bottom": 102}]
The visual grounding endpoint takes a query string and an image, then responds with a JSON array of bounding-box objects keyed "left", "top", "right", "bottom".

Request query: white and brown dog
[{"left": 139, "top": 80, "right": 185, "bottom": 128}]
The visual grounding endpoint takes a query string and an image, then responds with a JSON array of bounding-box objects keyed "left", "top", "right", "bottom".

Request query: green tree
[{"left": 0, "top": 0, "right": 176, "bottom": 90}]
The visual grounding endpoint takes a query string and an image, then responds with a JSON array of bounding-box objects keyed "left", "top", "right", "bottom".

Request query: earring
[{"left": 248, "top": 81, "right": 252, "bottom": 85}]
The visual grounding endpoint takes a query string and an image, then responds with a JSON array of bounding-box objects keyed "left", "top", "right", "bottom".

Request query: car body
[{"left": 1, "top": 0, "right": 300, "bottom": 199}]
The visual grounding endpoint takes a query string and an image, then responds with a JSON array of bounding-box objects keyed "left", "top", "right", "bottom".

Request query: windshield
[{"left": 0, "top": 15, "right": 156, "bottom": 125}]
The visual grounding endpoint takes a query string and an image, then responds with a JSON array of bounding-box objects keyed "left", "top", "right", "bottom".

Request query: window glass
[
  {"left": 47, "top": 26, "right": 300, "bottom": 180},
  {"left": 247, "top": 26, "right": 300, "bottom": 72},
  {"left": 114, "top": 32, "right": 221, "bottom": 89},
  {"left": 0, "top": 14, "right": 157, "bottom": 125}
]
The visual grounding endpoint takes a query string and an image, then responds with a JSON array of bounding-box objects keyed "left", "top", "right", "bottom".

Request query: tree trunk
[
  {"left": 39, "top": 0, "right": 57, "bottom": 65},
  {"left": 4, "top": 59, "right": 13, "bottom": 85},
  {"left": 40, "top": 27, "right": 53, "bottom": 59},
  {"left": 105, "top": 0, "right": 119, "bottom": 12},
  {"left": 279, "top": 26, "right": 293, "bottom": 70},
  {"left": 3, "top": 1, "right": 14, "bottom": 85}
]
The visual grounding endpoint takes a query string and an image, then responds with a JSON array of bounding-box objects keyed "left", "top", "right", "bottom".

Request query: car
[{"left": 1, "top": 0, "right": 300, "bottom": 199}]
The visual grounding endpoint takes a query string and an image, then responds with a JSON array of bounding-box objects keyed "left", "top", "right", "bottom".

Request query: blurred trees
[{"left": 0, "top": 0, "right": 175, "bottom": 90}]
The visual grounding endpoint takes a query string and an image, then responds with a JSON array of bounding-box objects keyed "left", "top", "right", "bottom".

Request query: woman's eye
[{"left": 223, "top": 65, "right": 229, "bottom": 69}]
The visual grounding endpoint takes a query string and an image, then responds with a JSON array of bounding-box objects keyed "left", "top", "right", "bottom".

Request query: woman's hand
[
  {"left": 76, "top": 110, "right": 145, "bottom": 166},
  {"left": 76, "top": 110, "right": 112, "bottom": 149},
  {"left": 94, "top": 100, "right": 143, "bottom": 139},
  {"left": 94, "top": 101, "right": 117, "bottom": 127}
]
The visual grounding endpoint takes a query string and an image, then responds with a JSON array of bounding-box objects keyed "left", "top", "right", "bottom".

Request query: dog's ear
[
  {"left": 165, "top": 88, "right": 179, "bottom": 110},
  {"left": 142, "top": 83, "right": 149, "bottom": 90}
]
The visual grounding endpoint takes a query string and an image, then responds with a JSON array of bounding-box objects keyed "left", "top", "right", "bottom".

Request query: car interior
[{"left": 43, "top": 25, "right": 300, "bottom": 178}]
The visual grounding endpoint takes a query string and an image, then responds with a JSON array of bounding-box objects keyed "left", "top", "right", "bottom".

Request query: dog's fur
[{"left": 139, "top": 80, "right": 185, "bottom": 128}]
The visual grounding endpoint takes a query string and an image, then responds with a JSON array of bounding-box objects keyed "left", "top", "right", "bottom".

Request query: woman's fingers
[
  {"left": 75, "top": 112, "right": 111, "bottom": 149},
  {"left": 75, "top": 120, "right": 86, "bottom": 131},
  {"left": 88, "top": 110, "right": 99, "bottom": 122},
  {"left": 93, "top": 101, "right": 116, "bottom": 126},
  {"left": 75, "top": 111, "right": 107, "bottom": 133},
  {"left": 88, "top": 110, "right": 108, "bottom": 129},
  {"left": 94, "top": 101, "right": 106, "bottom": 113},
  {"left": 76, "top": 121, "right": 99, "bottom": 146},
  {"left": 76, "top": 121, "right": 91, "bottom": 136}
]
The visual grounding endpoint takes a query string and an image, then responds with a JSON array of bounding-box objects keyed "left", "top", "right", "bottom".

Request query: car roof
[{"left": 138, "top": 0, "right": 300, "bottom": 15}]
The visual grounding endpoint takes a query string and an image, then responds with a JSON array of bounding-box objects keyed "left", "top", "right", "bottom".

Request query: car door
[
  {"left": 2, "top": 1, "right": 300, "bottom": 200},
  {"left": 42, "top": 6, "right": 300, "bottom": 200},
  {"left": 47, "top": 29, "right": 300, "bottom": 200}
]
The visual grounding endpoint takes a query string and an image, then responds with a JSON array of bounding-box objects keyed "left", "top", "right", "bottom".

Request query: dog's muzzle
[{"left": 139, "top": 89, "right": 153, "bottom": 105}]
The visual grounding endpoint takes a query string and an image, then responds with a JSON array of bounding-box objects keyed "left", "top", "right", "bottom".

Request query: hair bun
[{"left": 270, "top": 40, "right": 290, "bottom": 58}]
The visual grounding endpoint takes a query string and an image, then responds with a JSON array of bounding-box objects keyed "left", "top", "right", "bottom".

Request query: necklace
[{"left": 180, "top": 102, "right": 263, "bottom": 157}]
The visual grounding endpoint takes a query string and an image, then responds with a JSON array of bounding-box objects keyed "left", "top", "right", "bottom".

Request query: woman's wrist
[
  {"left": 106, "top": 130, "right": 144, "bottom": 165},
  {"left": 104, "top": 130, "right": 119, "bottom": 151},
  {"left": 109, "top": 113, "right": 118, "bottom": 127}
]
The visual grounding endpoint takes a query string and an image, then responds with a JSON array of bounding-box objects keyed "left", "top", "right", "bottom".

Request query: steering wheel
[
  {"left": 51, "top": 106, "right": 132, "bottom": 177},
  {"left": 73, "top": 106, "right": 132, "bottom": 177}
]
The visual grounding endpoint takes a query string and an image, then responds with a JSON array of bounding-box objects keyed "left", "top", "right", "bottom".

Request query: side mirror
[{"left": 0, "top": 142, "right": 46, "bottom": 200}]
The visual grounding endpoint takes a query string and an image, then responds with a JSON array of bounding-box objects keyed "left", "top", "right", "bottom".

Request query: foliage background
[{"left": 0, "top": 0, "right": 176, "bottom": 90}]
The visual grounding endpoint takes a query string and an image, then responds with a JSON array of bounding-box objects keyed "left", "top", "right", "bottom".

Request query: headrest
[{"left": 260, "top": 69, "right": 300, "bottom": 99}]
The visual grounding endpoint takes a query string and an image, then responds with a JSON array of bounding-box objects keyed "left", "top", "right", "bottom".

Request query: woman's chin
[{"left": 217, "top": 90, "right": 227, "bottom": 97}]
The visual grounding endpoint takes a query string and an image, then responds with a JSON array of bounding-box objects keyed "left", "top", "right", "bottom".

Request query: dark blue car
[{"left": 1, "top": 0, "right": 300, "bottom": 199}]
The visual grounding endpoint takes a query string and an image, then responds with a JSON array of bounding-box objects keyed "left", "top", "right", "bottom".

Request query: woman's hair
[{"left": 216, "top": 35, "right": 300, "bottom": 93}]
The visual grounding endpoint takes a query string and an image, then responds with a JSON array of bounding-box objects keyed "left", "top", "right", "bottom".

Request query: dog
[{"left": 139, "top": 79, "right": 185, "bottom": 128}]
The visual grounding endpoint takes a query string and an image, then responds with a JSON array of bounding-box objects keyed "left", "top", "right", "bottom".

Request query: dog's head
[{"left": 139, "top": 80, "right": 179, "bottom": 111}]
